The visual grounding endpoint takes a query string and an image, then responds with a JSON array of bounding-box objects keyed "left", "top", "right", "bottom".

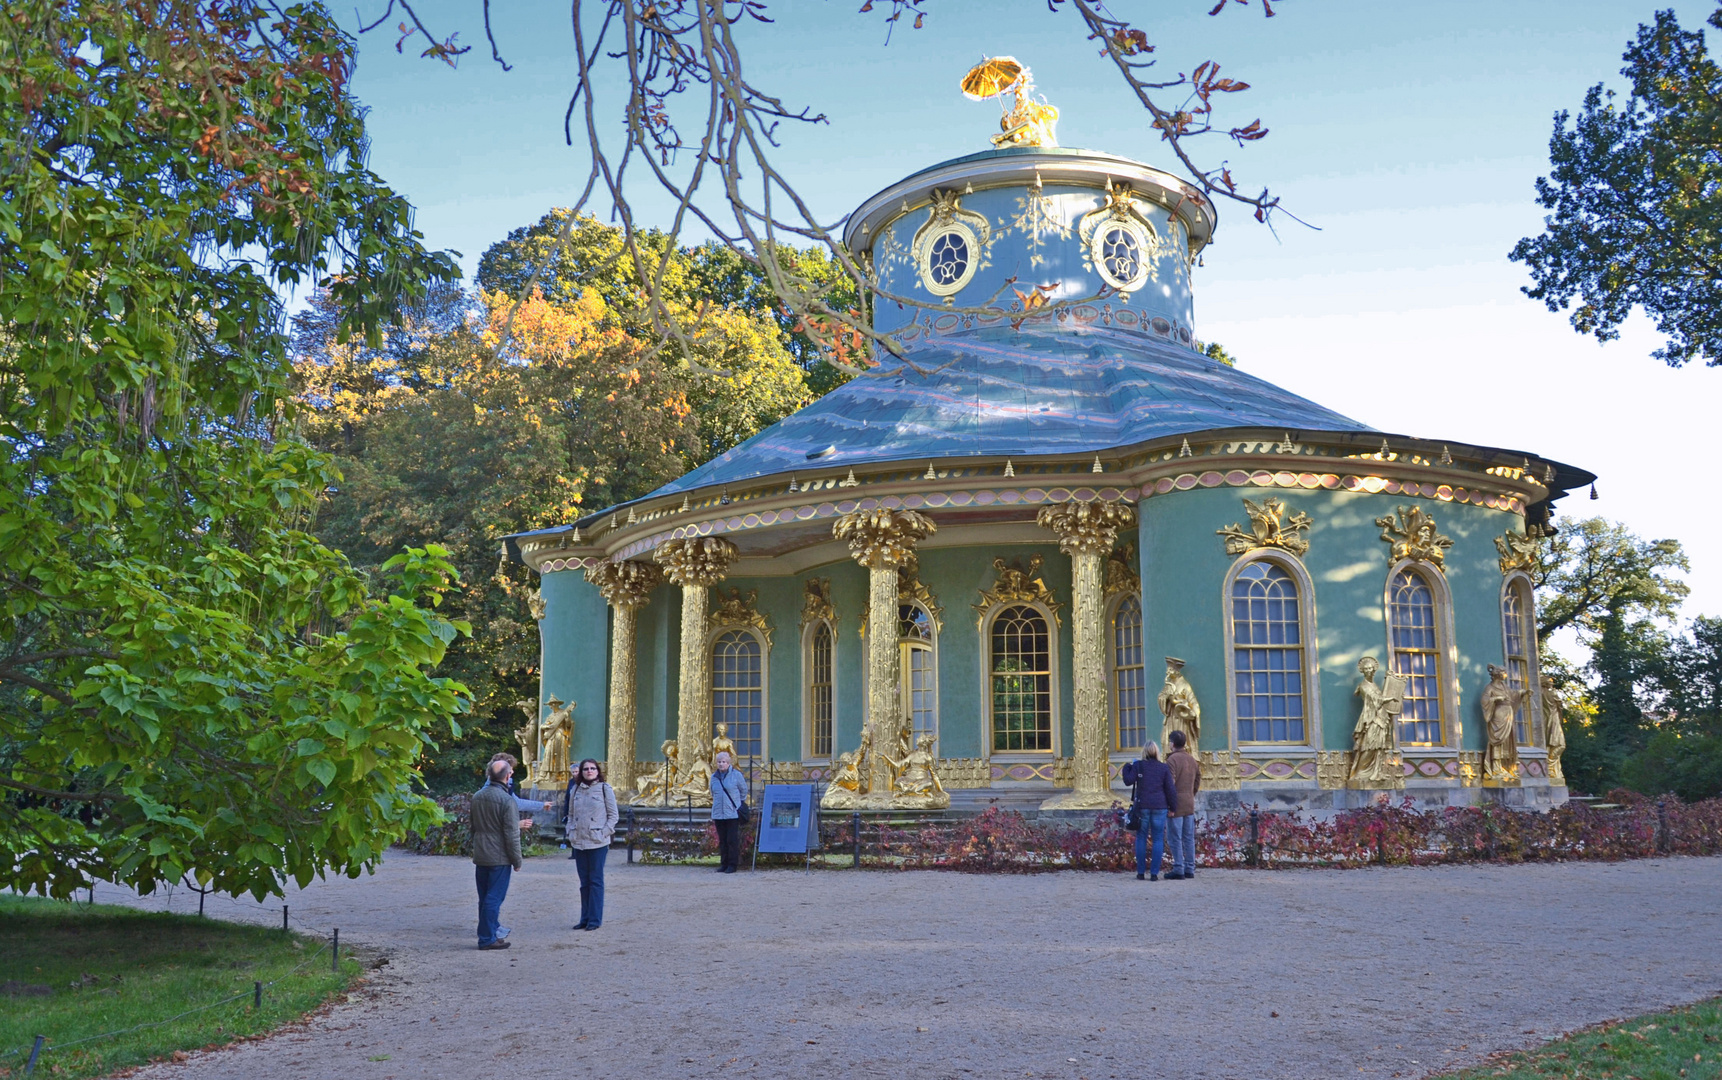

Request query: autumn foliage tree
[
  {"left": 1, "top": 0, "right": 468, "bottom": 898},
  {"left": 293, "top": 259, "right": 811, "bottom": 787}
]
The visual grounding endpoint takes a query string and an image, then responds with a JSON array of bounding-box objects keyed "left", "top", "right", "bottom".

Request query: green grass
[
  {"left": 1432, "top": 997, "right": 1722, "bottom": 1080},
  {"left": 0, "top": 895, "right": 362, "bottom": 1079}
]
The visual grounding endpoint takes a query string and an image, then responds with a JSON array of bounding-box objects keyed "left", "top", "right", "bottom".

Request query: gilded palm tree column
[
  {"left": 654, "top": 537, "right": 740, "bottom": 795},
  {"left": 833, "top": 508, "right": 936, "bottom": 803},
  {"left": 586, "top": 559, "right": 665, "bottom": 797},
  {"left": 1036, "top": 498, "right": 1137, "bottom": 811}
]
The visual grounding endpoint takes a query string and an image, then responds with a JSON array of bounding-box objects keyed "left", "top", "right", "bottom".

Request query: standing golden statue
[
  {"left": 1349, "top": 657, "right": 1405, "bottom": 789},
  {"left": 961, "top": 56, "right": 1059, "bottom": 148},
  {"left": 630, "top": 740, "right": 680, "bottom": 806},
  {"left": 1157, "top": 657, "right": 1200, "bottom": 749},
  {"left": 1479, "top": 665, "right": 1524, "bottom": 785},
  {"left": 538, "top": 696, "right": 574, "bottom": 788},
  {"left": 511, "top": 698, "right": 541, "bottom": 787},
  {"left": 710, "top": 722, "right": 737, "bottom": 769},
  {"left": 1540, "top": 674, "right": 1568, "bottom": 785}
]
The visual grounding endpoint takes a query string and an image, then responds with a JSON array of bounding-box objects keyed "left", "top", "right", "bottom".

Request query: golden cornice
[
  {"left": 1495, "top": 529, "right": 1542, "bottom": 576},
  {"left": 522, "top": 433, "right": 1551, "bottom": 575},
  {"left": 1377, "top": 505, "right": 1454, "bottom": 571},
  {"left": 1103, "top": 544, "right": 1140, "bottom": 599},
  {"left": 1217, "top": 496, "right": 1312, "bottom": 557},
  {"left": 709, "top": 586, "right": 772, "bottom": 648},
  {"left": 800, "top": 577, "right": 836, "bottom": 632},
  {"left": 974, "top": 553, "right": 1062, "bottom": 627}
]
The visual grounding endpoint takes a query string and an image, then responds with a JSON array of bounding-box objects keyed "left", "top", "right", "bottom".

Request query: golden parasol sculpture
[{"left": 961, "top": 56, "right": 1059, "bottom": 148}]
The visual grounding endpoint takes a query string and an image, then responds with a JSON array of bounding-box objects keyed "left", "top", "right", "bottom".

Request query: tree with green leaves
[
  {"left": 1511, "top": 5, "right": 1722, "bottom": 368},
  {"left": 2, "top": 0, "right": 467, "bottom": 899},
  {"left": 1531, "top": 518, "right": 1689, "bottom": 795}
]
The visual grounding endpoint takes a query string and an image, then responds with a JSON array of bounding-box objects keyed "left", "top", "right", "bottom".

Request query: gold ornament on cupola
[{"left": 962, "top": 56, "right": 1060, "bottom": 148}]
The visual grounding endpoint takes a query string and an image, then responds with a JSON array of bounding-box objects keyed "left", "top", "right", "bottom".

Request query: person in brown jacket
[{"left": 1165, "top": 729, "right": 1200, "bottom": 880}]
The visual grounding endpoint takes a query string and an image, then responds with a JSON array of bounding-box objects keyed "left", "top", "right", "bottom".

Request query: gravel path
[{"left": 108, "top": 853, "right": 1722, "bottom": 1080}]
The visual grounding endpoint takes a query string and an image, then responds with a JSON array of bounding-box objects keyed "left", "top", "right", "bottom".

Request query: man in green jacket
[{"left": 471, "top": 759, "right": 523, "bottom": 950}]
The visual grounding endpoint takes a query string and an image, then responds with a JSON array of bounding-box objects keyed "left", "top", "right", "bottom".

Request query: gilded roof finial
[{"left": 961, "top": 56, "right": 1059, "bottom": 148}]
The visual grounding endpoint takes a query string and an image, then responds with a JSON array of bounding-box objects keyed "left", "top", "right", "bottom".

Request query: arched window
[
  {"left": 1389, "top": 568, "right": 1444, "bottom": 746},
  {"left": 1502, "top": 578, "right": 1537, "bottom": 745},
  {"left": 899, "top": 603, "right": 937, "bottom": 746},
  {"left": 990, "top": 604, "right": 1053, "bottom": 752},
  {"left": 711, "top": 629, "right": 763, "bottom": 760},
  {"left": 1230, "top": 561, "right": 1306, "bottom": 744},
  {"left": 1111, "top": 595, "right": 1147, "bottom": 751},
  {"left": 807, "top": 622, "right": 834, "bottom": 759}
]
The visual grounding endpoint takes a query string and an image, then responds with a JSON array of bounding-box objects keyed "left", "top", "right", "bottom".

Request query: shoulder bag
[{"left": 718, "top": 772, "right": 751, "bottom": 826}]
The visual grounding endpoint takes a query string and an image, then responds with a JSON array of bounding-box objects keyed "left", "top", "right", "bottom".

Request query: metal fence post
[
  {"left": 282, "top": 905, "right": 288, "bottom": 931},
  {"left": 1246, "top": 807, "right": 1261, "bottom": 867},
  {"left": 331, "top": 929, "right": 339, "bottom": 973},
  {"left": 24, "top": 1035, "right": 43, "bottom": 1075},
  {"left": 626, "top": 806, "right": 636, "bottom": 864},
  {"left": 851, "top": 811, "right": 862, "bottom": 868},
  {"left": 254, "top": 981, "right": 262, "bottom": 1009}
]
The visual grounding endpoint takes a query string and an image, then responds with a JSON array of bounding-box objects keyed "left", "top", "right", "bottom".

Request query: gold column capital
[
  {"left": 1036, "top": 498, "right": 1137, "bottom": 556},
  {"left": 585, "top": 559, "right": 664, "bottom": 608},
  {"left": 654, "top": 536, "right": 740, "bottom": 587},
  {"left": 834, "top": 508, "right": 936, "bottom": 569}
]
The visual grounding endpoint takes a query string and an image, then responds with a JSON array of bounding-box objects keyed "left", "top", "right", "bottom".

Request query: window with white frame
[
  {"left": 1112, "top": 595, "right": 1147, "bottom": 751},
  {"left": 808, "top": 622, "right": 834, "bottom": 759},
  {"left": 1502, "top": 580, "right": 1536, "bottom": 745},
  {"left": 990, "top": 605, "right": 1053, "bottom": 752},
  {"left": 1389, "top": 568, "right": 1445, "bottom": 746},
  {"left": 1230, "top": 560, "right": 1307, "bottom": 744},
  {"left": 711, "top": 629, "right": 763, "bottom": 760},
  {"left": 898, "top": 603, "right": 936, "bottom": 747}
]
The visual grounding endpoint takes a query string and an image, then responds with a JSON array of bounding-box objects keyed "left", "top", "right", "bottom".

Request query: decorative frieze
[
  {"left": 1199, "top": 750, "right": 1242, "bottom": 791},
  {"left": 1216, "top": 496, "right": 1312, "bottom": 557},
  {"left": 973, "top": 553, "right": 1063, "bottom": 627},
  {"left": 1376, "top": 505, "right": 1454, "bottom": 570}
]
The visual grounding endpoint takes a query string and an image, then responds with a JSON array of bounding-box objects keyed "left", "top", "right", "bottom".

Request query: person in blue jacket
[{"left": 1123, "top": 741, "right": 1176, "bottom": 881}]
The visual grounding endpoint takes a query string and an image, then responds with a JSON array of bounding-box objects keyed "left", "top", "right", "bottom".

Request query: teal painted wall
[
  {"left": 539, "top": 569, "right": 610, "bottom": 764},
  {"left": 536, "top": 493, "right": 1523, "bottom": 771},
  {"left": 1137, "top": 487, "right": 1524, "bottom": 755},
  {"left": 917, "top": 543, "right": 1077, "bottom": 760},
  {"left": 631, "top": 583, "right": 679, "bottom": 762}
]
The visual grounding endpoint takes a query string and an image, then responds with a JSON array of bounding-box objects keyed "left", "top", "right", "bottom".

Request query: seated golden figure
[{"left": 630, "top": 740, "right": 679, "bottom": 806}]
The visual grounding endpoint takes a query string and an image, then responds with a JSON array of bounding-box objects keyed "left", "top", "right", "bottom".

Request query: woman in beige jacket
[{"left": 564, "top": 759, "right": 619, "bottom": 930}]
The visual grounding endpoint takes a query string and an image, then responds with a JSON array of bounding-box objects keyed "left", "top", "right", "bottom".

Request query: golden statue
[
  {"left": 961, "top": 56, "right": 1059, "bottom": 148},
  {"left": 511, "top": 698, "right": 541, "bottom": 787},
  {"left": 673, "top": 749, "right": 714, "bottom": 808},
  {"left": 538, "top": 696, "right": 574, "bottom": 788},
  {"left": 1157, "top": 657, "right": 1200, "bottom": 748},
  {"left": 710, "top": 722, "right": 736, "bottom": 768},
  {"left": 630, "top": 740, "right": 679, "bottom": 806},
  {"left": 1349, "top": 657, "right": 1405, "bottom": 789},
  {"left": 820, "top": 749, "right": 865, "bottom": 810},
  {"left": 893, "top": 712, "right": 914, "bottom": 773},
  {"left": 1540, "top": 674, "right": 1568, "bottom": 785},
  {"left": 887, "top": 733, "right": 950, "bottom": 808},
  {"left": 1479, "top": 664, "right": 1524, "bottom": 785}
]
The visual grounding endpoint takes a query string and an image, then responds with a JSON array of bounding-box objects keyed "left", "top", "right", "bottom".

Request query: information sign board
[{"left": 756, "top": 784, "right": 819, "bottom": 854}]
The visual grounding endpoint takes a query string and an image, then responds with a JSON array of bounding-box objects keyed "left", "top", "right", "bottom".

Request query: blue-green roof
[{"left": 650, "top": 323, "right": 1373, "bottom": 497}]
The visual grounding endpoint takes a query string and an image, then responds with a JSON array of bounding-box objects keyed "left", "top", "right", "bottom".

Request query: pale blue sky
[{"left": 336, "top": 0, "right": 1721, "bottom": 625}]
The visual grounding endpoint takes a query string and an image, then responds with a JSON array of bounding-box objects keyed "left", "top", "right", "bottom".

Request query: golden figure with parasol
[{"left": 962, "top": 56, "right": 1059, "bottom": 148}]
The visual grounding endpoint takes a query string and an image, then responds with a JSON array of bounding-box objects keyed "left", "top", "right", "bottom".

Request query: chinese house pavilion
[{"left": 504, "top": 63, "right": 1592, "bottom": 815}]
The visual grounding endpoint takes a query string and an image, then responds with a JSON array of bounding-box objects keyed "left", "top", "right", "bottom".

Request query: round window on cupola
[
  {"left": 918, "top": 221, "right": 980, "bottom": 296},
  {"left": 1092, "top": 218, "right": 1154, "bottom": 292}
]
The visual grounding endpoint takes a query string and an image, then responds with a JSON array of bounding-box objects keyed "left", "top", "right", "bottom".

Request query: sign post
[{"left": 752, "top": 784, "right": 820, "bottom": 871}]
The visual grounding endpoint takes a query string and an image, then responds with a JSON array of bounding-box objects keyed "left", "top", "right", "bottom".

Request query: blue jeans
[
  {"left": 573, "top": 845, "right": 608, "bottom": 927},
  {"left": 475, "top": 864, "right": 512, "bottom": 946},
  {"left": 1167, "top": 814, "right": 1195, "bottom": 875},
  {"left": 1134, "top": 809, "right": 1168, "bottom": 876}
]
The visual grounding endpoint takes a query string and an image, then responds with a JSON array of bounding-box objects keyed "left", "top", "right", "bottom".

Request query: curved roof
[{"left": 649, "top": 323, "right": 1374, "bottom": 497}]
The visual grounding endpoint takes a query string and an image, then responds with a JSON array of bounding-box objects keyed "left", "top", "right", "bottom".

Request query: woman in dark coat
[{"left": 1124, "top": 741, "right": 1176, "bottom": 881}]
